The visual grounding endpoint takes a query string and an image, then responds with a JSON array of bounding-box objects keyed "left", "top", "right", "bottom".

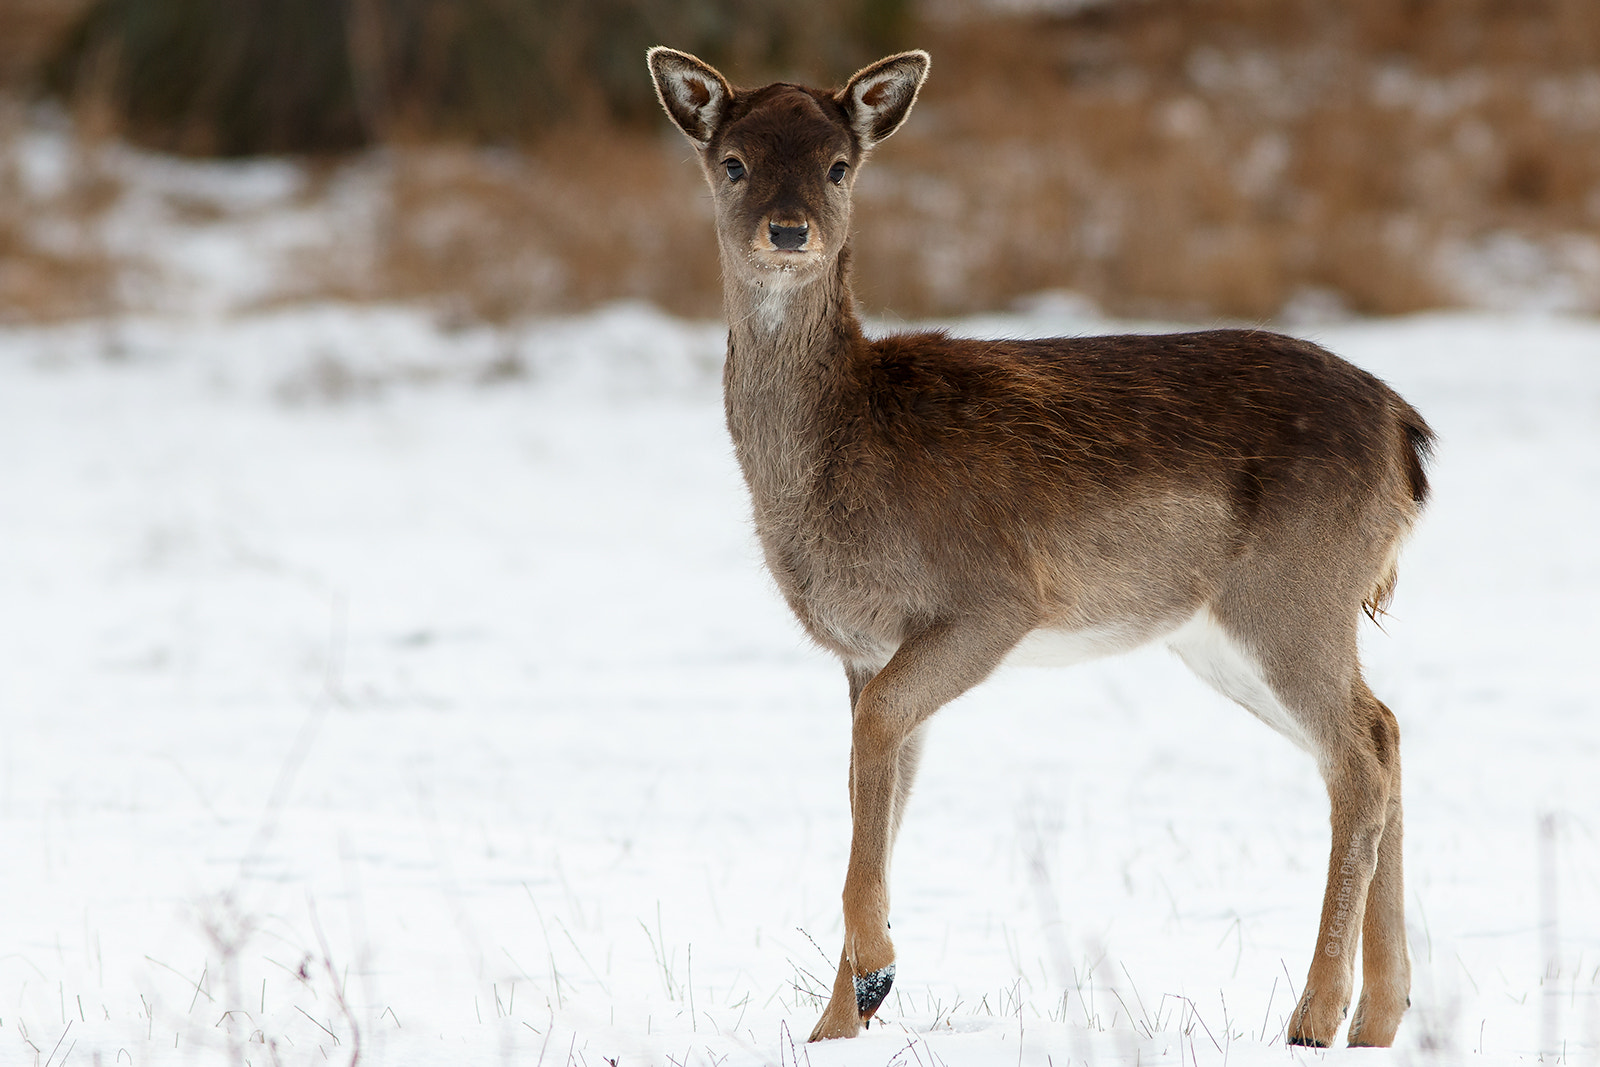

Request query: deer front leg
[
  {"left": 811, "top": 664, "right": 886, "bottom": 1041},
  {"left": 809, "top": 623, "right": 1020, "bottom": 1041},
  {"left": 806, "top": 694, "right": 913, "bottom": 1039}
]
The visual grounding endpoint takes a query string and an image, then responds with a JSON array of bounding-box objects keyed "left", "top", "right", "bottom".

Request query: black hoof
[
  {"left": 853, "top": 964, "right": 895, "bottom": 1021},
  {"left": 1286, "top": 1035, "right": 1329, "bottom": 1048}
]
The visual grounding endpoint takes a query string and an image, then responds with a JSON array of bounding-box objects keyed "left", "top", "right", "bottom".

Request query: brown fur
[{"left": 649, "top": 45, "right": 1434, "bottom": 1048}]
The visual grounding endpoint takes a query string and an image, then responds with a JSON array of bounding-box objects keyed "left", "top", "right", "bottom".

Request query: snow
[{"left": 2, "top": 301, "right": 1598, "bottom": 1067}]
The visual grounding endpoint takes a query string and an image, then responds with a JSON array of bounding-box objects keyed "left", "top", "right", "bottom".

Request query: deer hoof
[
  {"left": 853, "top": 964, "right": 895, "bottom": 1021},
  {"left": 1286, "top": 988, "right": 1348, "bottom": 1048}
]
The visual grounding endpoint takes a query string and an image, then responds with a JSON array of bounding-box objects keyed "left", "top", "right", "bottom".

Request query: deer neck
[
  {"left": 724, "top": 242, "right": 861, "bottom": 352},
  {"left": 721, "top": 246, "right": 863, "bottom": 505}
]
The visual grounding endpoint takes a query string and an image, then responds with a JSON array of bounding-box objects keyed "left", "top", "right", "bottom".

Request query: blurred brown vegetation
[
  {"left": 0, "top": 0, "right": 102, "bottom": 317},
  {"left": 870, "top": 0, "right": 1600, "bottom": 319},
  {"left": 3, "top": 0, "right": 1599, "bottom": 323}
]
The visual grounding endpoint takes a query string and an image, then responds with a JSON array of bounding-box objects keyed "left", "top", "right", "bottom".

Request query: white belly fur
[
  {"left": 1003, "top": 621, "right": 1160, "bottom": 668},
  {"left": 1165, "top": 607, "right": 1313, "bottom": 752},
  {"left": 1001, "top": 608, "right": 1314, "bottom": 754}
]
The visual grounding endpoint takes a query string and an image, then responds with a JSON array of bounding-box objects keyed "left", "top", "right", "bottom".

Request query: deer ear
[
  {"left": 648, "top": 47, "right": 734, "bottom": 146},
  {"left": 835, "top": 50, "right": 930, "bottom": 150}
]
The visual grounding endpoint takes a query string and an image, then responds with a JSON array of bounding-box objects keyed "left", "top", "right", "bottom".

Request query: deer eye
[
  {"left": 724, "top": 158, "right": 746, "bottom": 182},
  {"left": 828, "top": 161, "right": 849, "bottom": 185}
]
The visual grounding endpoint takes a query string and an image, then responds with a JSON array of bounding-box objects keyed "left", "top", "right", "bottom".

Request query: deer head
[{"left": 648, "top": 47, "right": 929, "bottom": 289}]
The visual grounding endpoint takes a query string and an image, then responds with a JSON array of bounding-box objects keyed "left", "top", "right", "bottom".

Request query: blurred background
[{"left": 2, "top": 0, "right": 1599, "bottom": 326}]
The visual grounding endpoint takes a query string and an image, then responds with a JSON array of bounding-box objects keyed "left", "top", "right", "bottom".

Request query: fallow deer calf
[{"left": 648, "top": 46, "right": 1432, "bottom": 1048}]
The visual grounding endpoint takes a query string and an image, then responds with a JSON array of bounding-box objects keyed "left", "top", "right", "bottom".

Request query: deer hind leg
[
  {"left": 809, "top": 624, "right": 1018, "bottom": 1042},
  {"left": 1170, "top": 608, "right": 1407, "bottom": 1047},
  {"left": 1288, "top": 715, "right": 1397, "bottom": 1047},
  {"left": 1346, "top": 682, "right": 1410, "bottom": 1046}
]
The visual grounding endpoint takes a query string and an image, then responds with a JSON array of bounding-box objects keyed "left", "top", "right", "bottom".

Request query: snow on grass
[{"left": 2, "top": 303, "right": 1597, "bottom": 1066}]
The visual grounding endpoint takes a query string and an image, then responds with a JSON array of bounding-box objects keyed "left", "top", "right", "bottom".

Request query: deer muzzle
[{"left": 768, "top": 221, "right": 810, "bottom": 251}]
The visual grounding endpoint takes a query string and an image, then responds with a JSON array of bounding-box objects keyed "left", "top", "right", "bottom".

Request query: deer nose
[{"left": 768, "top": 221, "right": 809, "bottom": 251}]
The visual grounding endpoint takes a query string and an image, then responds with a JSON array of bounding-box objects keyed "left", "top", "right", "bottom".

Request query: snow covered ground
[{"left": 3, "top": 301, "right": 1598, "bottom": 1067}]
